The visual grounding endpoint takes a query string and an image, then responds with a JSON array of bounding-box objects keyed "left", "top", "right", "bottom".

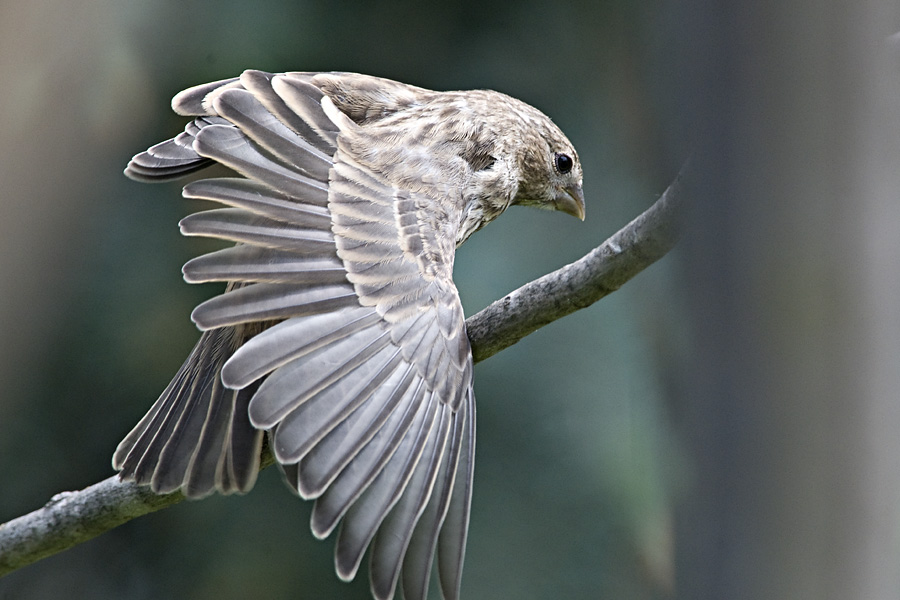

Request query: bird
[{"left": 114, "top": 70, "right": 584, "bottom": 600}]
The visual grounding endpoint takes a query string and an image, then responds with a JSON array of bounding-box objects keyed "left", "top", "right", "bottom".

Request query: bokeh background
[{"left": 2, "top": 1, "right": 900, "bottom": 599}]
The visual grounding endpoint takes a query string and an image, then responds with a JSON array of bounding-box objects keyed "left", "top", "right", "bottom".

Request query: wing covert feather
[{"left": 327, "top": 149, "right": 471, "bottom": 410}]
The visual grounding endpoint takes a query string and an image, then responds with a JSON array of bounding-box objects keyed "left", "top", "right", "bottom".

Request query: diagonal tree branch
[
  {"left": 0, "top": 163, "right": 688, "bottom": 577},
  {"left": 468, "top": 162, "right": 686, "bottom": 362}
]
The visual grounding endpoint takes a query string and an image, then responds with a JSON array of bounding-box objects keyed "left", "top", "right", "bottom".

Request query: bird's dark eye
[{"left": 554, "top": 152, "right": 573, "bottom": 174}]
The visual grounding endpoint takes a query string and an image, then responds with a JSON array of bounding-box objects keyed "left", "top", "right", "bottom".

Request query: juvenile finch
[{"left": 116, "top": 70, "right": 584, "bottom": 600}]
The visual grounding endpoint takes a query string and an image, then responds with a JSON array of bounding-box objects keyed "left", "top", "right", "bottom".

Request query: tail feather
[{"left": 113, "top": 326, "right": 262, "bottom": 497}]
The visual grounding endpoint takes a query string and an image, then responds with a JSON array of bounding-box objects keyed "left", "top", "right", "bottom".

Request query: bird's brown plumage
[{"left": 115, "top": 70, "right": 584, "bottom": 600}]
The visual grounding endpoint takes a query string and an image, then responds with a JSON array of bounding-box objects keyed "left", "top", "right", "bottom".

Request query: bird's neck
[{"left": 456, "top": 194, "right": 509, "bottom": 247}]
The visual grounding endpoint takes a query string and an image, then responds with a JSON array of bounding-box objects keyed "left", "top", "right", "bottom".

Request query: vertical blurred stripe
[{"left": 668, "top": 1, "right": 900, "bottom": 598}]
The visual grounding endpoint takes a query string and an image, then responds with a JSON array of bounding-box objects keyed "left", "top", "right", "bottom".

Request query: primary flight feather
[{"left": 114, "top": 70, "right": 584, "bottom": 600}]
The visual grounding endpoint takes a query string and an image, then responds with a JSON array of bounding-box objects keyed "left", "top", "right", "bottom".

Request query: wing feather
[
  {"left": 401, "top": 392, "right": 471, "bottom": 600},
  {"left": 333, "top": 391, "right": 443, "bottom": 582},
  {"left": 222, "top": 307, "right": 380, "bottom": 388},
  {"left": 309, "top": 379, "right": 427, "bottom": 540},
  {"left": 273, "top": 348, "right": 407, "bottom": 466},
  {"left": 212, "top": 88, "right": 332, "bottom": 181},
  {"left": 191, "top": 282, "right": 358, "bottom": 330},
  {"left": 331, "top": 218, "right": 401, "bottom": 244},
  {"left": 182, "top": 244, "right": 347, "bottom": 285},
  {"left": 437, "top": 388, "right": 476, "bottom": 600},
  {"left": 369, "top": 404, "right": 453, "bottom": 600},
  {"left": 192, "top": 124, "right": 330, "bottom": 203},
  {"left": 171, "top": 76, "right": 243, "bottom": 116},
  {"left": 328, "top": 176, "right": 394, "bottom": 208},
  {"left": 271, "top": 75, "right": 340, "bottom": 148},
  {"left": 183, "top": 178, "right": 332, "bottom": 226},
  {"left": 296, "top": 363, "right": 421, "bottom": 498},
  {"left": 179, "top": 208, "right": 334, "bottom": 251},
  {"left": 125, "top": 116, "right": 229, "bottom": 181},
  {"left": 248, "top": 327, "right": 393, "bottom": 428},
  {"left": 240, "top": 70, "right": 334, "bottom": 153}
]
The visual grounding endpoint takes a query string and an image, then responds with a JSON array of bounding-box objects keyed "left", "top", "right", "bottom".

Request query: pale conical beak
[{"left": 554, "top": 183, "right": 586, "bottom": 221}]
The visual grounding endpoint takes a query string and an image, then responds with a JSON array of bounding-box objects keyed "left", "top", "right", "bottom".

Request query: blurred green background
[
  {"left": 0, "top": 1, "right": 681, "bottom": 599},
  {"left": 6, "top": 1, "right": 900, "bottom": 599}
]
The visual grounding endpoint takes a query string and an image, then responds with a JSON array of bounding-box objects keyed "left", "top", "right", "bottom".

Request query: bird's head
[{"left": 507, "top": 104, "right": 585, "bottom": 221}]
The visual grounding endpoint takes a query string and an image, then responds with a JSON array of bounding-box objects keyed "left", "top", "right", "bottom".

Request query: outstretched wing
[{"left": 119, "top": 70, "right": 476, "bottom": 600}]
